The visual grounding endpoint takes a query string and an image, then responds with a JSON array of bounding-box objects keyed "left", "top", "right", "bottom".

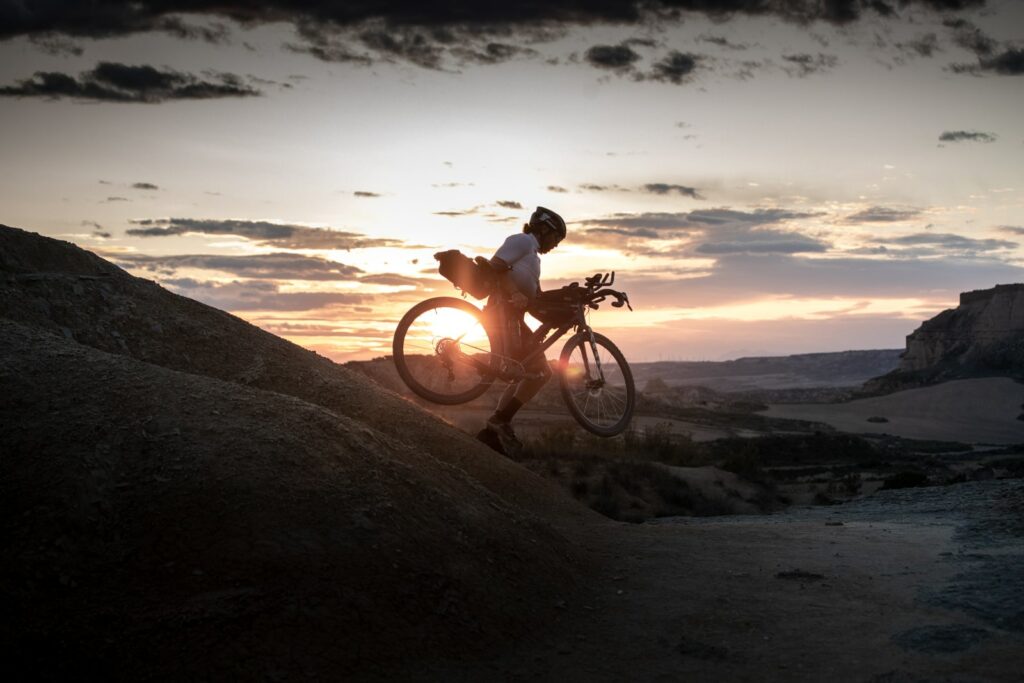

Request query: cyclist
[{"left": 478, "top": 206, "right": 567, "bottom": 456}]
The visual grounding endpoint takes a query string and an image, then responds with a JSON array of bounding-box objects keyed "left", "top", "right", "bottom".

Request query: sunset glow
[{"left": 2, "top": 1, "right": 1023, "bottom": 361}]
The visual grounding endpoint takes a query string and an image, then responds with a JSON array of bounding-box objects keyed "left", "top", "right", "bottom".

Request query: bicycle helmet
[{"left": 528, "top": 206, "right": 567, "bottom": 243}]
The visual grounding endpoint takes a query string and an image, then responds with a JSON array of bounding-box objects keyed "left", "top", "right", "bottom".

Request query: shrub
[{"left": 880, "top": 471, "right": 929, "bottom": 490}]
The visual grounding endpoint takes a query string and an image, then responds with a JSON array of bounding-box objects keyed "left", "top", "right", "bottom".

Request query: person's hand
[{"left": 508, "top": 291, "right": 529, "bottom": 310}]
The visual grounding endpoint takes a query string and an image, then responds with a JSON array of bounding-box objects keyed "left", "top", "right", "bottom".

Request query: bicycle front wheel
[
  {"left": 392, "top": 297, "right": 498, "bottom": 405},
  {"left": 558, "top": 331, "right": 635, "bottom": 437}
]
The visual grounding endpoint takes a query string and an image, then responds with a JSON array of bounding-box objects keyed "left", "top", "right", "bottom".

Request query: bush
[{"left": 880, "top": 471, "right": 929, "bottom": 490}]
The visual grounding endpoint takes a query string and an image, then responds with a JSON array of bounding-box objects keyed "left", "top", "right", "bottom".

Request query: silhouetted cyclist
[{"left": 479, "top": 206, "right": 567, "bottom": 456}]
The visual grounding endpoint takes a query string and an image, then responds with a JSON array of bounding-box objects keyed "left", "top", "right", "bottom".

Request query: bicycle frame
[{"left": 456, "top": 300, "right": 601, "bottom": 384}]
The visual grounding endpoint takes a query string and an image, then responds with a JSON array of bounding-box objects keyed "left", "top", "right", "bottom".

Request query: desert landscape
[{"left": 3, "top": 224, "right": 1023, "bottom": 681}]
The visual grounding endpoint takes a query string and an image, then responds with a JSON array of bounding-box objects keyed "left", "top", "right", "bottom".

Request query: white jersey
[{"left": 493, "top": 232, "right": 541, "bottom": 298}]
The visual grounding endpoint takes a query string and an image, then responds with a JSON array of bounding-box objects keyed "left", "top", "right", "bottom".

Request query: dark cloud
[
  {"left": 132, "top": 182, "right": 159, "bottom": 190},
  {"left": 353, "top": 191, "right": 381, "bottom": 197},
  {"left": 697, "top": 34, "right": 748, "bottom": 50},
  {"left": 0, "top": 62, "right": 259, "bottom": 103},
  {"left": 358, "top": 273, "right": 425, "bottom": 287},
  {"left": 643, "top": 183, "right": 703, "bottom": 199},
  {"left": 126, "top": 218, "right": 407, "bottom": 249},
  {"left": 843, "top": 206, "right": 920, "bottom": 223},
  {"left": 896, "top": 33, "right": 939, "bottom": 59},
  {"left": 1, "top": 1, "right": 986, "bottom": 44},
  {"left": 584, "top": 43, "right": 642, "bottom": 72},
  {"left": 28, "top": 33, "right": 83, "bottom": 56},
  {"left": 580, "top": 183, "right": 624, "bottom": 192},
  {"left": 576, "top": 208, "right": 825, "bottom": 255},
  {"left": 433, "top": 207, "right": 480, "bottom": 217},
  {"left": 971, "top": 49, "right": 1024, "bottom": 76},
  {"left": 780, "top": 53, "right": 838, "bottom": 77},
  {"left": 582, "top": 208, "right": 819, "bottom": 234},
  {"left": 882, "top": 232, "right": 1016, "bottom": 252},
  {"left": 547, "top": 185, "right": 568, "bottom": 193},
  {"left": 998, "top": 225, "right": 1024, "bottom": 236},
  {"left": 451, "top": 42, "right": 538, "bottom": 65},
  {"left": 945, "top": 18, "right": 1024, "bottom": 76},
  {"left": 113, "top": 252, "right": 364, "bottom": 281},
  {"left": 159, "top": 277, "right": 369, "bottom": 312},
  {"left": 496, "top": 200, "right": 522, "bottom": 209},
  {"left": 105, "top": 196, "right": 128, "bottom": 202},
  {"left": 621, "top": 251, "right": 1023, "bottom": 312},
  {"left": 939, "top": 130, "right": 997, "bottom": 143},
  {"left": 647, "top": 51, "right": 700, "bottom": 84},
  {"left": 695, "top": 234, "right": 830, "bottom": 255}
]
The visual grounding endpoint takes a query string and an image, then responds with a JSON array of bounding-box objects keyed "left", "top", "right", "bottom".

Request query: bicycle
[{"left": 392, "top": 271, "right": 636, "bottom": 437}]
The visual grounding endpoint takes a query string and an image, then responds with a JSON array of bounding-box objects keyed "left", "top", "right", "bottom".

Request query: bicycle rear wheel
[
  {"left": 392, "top": 297, "right": 498, "bottom": 405},
  {"left": 558, "top": 331, "right": 635, "bottom": 437}
]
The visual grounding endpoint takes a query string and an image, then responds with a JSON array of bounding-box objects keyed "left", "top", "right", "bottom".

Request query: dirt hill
[{"left": 0, "top": 224, "right": 597, "bottom": 679}]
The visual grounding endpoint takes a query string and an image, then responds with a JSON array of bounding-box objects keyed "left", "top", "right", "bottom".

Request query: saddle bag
[{"left": 434, "top": 250, "right": 496, "bottom": 300}]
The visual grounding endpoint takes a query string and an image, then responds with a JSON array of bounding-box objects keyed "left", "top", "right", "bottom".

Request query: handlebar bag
[
  {"left": 529, "top": 283, "right": 582, "bottom": 325},
  {"left": 434, "top": 250, "right": 495, "bottom": 300}
]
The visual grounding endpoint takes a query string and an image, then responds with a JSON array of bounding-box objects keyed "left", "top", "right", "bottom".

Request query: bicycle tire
[
  {"left": 392, "top": 297, "right": 498, "bottom": 405},
  {"left": 558, "top": 331, "right": 635, "bottom": 437}
]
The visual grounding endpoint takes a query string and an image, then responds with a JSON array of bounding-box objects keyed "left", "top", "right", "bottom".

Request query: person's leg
[{"left": 490, "top": 320, "right": 550, "bottom": 424}]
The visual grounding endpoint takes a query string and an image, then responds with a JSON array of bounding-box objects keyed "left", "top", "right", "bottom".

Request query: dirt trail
[{"left": 402, "top": 481, "right": 1024, "bottom": 682}]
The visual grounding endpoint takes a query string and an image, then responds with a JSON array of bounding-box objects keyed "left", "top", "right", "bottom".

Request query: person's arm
[{"left": 489, "top": 254, "right": 528, "bottom": 309}]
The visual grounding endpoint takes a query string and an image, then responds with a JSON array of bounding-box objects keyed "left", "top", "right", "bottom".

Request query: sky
[{"left": 1, "top": 0, "right": 1023, "bottom": 362}]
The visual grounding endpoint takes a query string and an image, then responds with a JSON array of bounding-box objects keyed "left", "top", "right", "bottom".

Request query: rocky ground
[{"left": 3, "top": 224, "right": 1022, "bottom": 681}]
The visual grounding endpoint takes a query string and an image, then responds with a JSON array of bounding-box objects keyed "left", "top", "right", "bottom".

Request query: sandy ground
[
  {"left": 763, "top": 378, "right": 1024, "bottom": 445},
  {"left": 390, "top": 480, "right": 1024, "bottom": 683},
  {"left": 432, "top": 405, "right": 753, "bottom": 442}
]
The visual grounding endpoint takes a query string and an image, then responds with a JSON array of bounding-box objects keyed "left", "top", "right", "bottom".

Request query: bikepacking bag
[
  {"left": 529, "top": 283, "right": 582, "bottom": 326},
  {"left": 434, "top": 250, "right": 496, "bottom": 300}
]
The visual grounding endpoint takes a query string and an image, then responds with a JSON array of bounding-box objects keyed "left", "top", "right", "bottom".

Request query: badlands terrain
[{"left": 2, "top": 224, "right": 1022, "bottom": 681}]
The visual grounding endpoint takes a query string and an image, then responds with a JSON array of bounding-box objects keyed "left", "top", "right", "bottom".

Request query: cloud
[
  {"left": 547, "top": 185, "right": 569, "bottom": 193},
  {"left": 584, "top": 43, "right": 642, "bottom": 72},
  {"left": 496, "top": 200, "right": 523, "bottom": 209},
  {"left": 2, "top": 1, "right": 985, "bottom": 45},
  {"left": 882, "top": 232, "right": 1016, "bottom": 252},
  {"left": 28, "top": 33, "right": 83, "bottom": 56},
  {"left": 939, "top": 130, "right": 997, "bottom": 143},
  {"left": 450, "top": 42, "right": 539, "bottom": 65},
  {"left": 842, "top": 206, "right": 920, "bottom": 223},
  {"left": 620, "top": 251, "right": 1024, "bottom": 311},
  {"left": 113, "top": 252, "right": 364, "bottom": 281},
  {"left": 697, "top": 35, "right": 748, "bottom": 50},
  {"left": 353, "top": 191, "right": 381, "bottom": 197},
  {"left": 104, "top": 196, "right": 128, "bottom": 202},
  {"left": 159, "top": 278, "right": 369, "bottom": 312},
  {"left": 575, "top": 207, "right": 826, "bottom": 256},
  {"left": 647, "top": 51, "right": 701, "bottom": 84},
  {"left": 358, "top": 273, "right": 426, "bottom": 287},
  {"left": 581, "top": 208, "right": 819, "bottom": 234},
  {"left": 945, "top": 18, "right": 1024, "bottom": 76},
  {"left": 0, "top": 62, "right": 260, "bottom": 103},
  {"left": 126, "top": 218, "right": 408, "bottom": 249},
  {"left": 433, "top": 207, "right": 481, "bottom": 217},
  {"left": 695, "top": 234, "right": 830, "bottom": 255},
  {"left": 643, "top": 183, "right": 703, "bottom": 199},
  {"left": 973, "top": 49, "right": 1024, "bottom": 76},
  {"left": 896, "top": 33, "right": 940, "bottom": 59},
  {"left": 998, "top": 225, "right": 1024, "bottom": 236},
  {"left": 780, "top": 53, "right": 838, "bottom": 77},
  {"left": 132, "top": 182, "right": 159, "bottom": 190}
]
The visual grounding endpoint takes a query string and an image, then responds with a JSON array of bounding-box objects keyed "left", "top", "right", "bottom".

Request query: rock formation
[{"left": 866, "top": 283, "right": 1024, "bottom": 392}]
